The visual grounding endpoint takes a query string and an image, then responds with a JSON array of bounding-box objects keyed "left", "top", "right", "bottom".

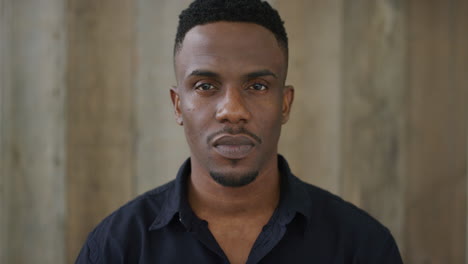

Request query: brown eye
[
  {"left": 249, "top": 83, "right": 267, "bottom": 91},
  {"left": 195, "top": 83, "right": 216, "bottom": 91}
]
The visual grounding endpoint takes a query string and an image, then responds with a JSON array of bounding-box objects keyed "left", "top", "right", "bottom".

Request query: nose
[{"left": 215, "top": 86, "right": 251, "bottom": 124}]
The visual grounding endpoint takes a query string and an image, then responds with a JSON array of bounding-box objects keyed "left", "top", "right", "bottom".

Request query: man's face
[{"left": 172, "top": 22, "right": 294, "bottom": 187}]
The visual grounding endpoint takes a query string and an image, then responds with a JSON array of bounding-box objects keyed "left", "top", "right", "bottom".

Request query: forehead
[{"left": 174, "top": 22, "right": 287, "bottom": 81}]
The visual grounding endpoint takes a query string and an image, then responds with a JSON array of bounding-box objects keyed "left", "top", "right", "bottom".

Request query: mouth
[{"left": 212, "top": 135, "right": 255, "bottom": 160}]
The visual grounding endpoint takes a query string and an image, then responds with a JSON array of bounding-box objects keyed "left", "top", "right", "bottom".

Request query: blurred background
[{"left": 0, "top": 0, "right": 466, "bottom": 263}]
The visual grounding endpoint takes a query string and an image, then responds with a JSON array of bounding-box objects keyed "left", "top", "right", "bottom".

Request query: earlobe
[
  {"left": 281, "top": 85, "right": 294, "bottom": 124},
  {"left": 170, "top": 87, "right": 184, "bottom": 126}
]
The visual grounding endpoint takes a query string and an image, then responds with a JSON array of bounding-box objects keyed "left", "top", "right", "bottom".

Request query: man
[{"left": 76, "top": 0, "right": 403, "bottom": 263}]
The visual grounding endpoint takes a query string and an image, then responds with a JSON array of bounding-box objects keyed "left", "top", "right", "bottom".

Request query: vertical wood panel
[
  {"left": 341, "top": 0, "right": 406, "bottom": 249},
  {"left": 1, "top": 1, "right": 67, "bottom": 263},
  {"left": 134, "top": 0, "right": 191, "bottom": 195},
  {"left": 66, "top": 0, "right": 135, "bottom": 262},
  {"left": 0, "top": 0, "right": 12, "bottom": 262},
  {"left": 458, "top": 1, "right": 468, "bottom": 263},
  {"left": 406, "top": 0, "right": 466, "bottom": 262},
  {"left": 276, "top": 0, "right": 343, "bottom": 194}
]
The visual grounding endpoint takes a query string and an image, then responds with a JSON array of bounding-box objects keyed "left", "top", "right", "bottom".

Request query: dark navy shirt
[{"left": 76, "top": 156, "right": 403, "bottom": 263}]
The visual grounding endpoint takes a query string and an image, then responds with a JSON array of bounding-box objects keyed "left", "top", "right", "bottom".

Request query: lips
[{"left": 213, "top": 135, "right": 255, "bottom": 159}]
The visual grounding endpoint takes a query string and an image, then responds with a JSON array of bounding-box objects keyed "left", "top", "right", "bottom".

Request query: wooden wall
[
  {"left": 1, "top": 0, "right": 67, "bottom": 263},
  {"left": 406, "top": 0, "right": 467, "bottom": 262},
  {"left": 1, "top": 0, "right": 466, "bottom": 263}
]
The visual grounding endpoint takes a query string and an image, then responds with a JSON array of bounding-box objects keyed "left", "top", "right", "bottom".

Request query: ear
[
  {"left": 281, "top": 85, "right": 294, "bottom": 124},
  {"left": 170, "top": 86, "right": 183, "bottom": 126}
]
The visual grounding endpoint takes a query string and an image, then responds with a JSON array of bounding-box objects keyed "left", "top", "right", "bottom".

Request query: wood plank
[
  {"left": 454, "top": 0, "right": 468, "bottom": 264},
  {"left": 275, "top": 0, "right": 343, "bottom": 195},
  {"left": 0, "top": 1, "right": 12, "bottom": 263},
  {"left": 66, "top": 0, "right": 135, "bottom": 262},
  {"left": 341, "top": 0, "right": 407, "bottom": 250},
  {"left": 406, "top": 0, "right": 466, "bottom": 262},
  {"left": 0, "top": 1, "right": 67, "bottom": 263},
  {"left": 134, "top": 0, "right": 191, "bottom": 195}
]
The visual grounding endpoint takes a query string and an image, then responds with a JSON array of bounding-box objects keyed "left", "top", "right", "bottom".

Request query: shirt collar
[
  {"left": 149, "top": 158, "right": 191, "bottom": 231},
  {"left": 149, "top": 155, "right": 312, "bottom": 231},
  {"left": 276, "top": 155, "right": 312, "bottom": 223}
]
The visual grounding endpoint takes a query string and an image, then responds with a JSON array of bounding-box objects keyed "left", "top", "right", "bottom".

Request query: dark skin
[{"left": 171, "top": 22, "right": 294, "bottom": 264}]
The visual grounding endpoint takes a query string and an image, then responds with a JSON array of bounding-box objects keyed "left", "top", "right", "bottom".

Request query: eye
[
  {"left": 248, "top": 83, "right": 268, "bottom": 91},
  {"left": 195, "top": 83, "right": 216, "bottom": 91}
]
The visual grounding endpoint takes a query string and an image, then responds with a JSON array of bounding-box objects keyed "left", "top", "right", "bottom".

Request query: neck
[{"left": 188, "top": 157, "right": 280, "bottom": 219}]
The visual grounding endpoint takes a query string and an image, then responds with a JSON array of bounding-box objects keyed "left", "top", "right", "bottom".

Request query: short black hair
[{"left": 174, "top": 0, "right": 288, "bottom": 55}]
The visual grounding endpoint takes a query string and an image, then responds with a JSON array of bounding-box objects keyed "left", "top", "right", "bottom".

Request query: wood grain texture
[
  {"left": 406, "top": 0, "right": 467, "bottom": 262},
  {"left": 0, "top": 0, "right": 12, "bottom": 262},
  {"left": 0, "top": 1, "right": 67, "bottom": 263},
  {"left": 66, "top": 0, "right": 135, "bottom": 262},
  {"left": 276, "top": 0, "right": 343, "bottom": 195},
  {"left": 134, "top": 0, "right": 191, "bottom": 195},
  {"left": 458, "top": 1, "right": 468, "bottom": 264},
  {"left": 341, "top": 0, "right": 407, "bottom": 249}
]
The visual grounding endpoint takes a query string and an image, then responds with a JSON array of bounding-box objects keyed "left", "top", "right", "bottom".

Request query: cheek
[
  {"left": 180, "top": 97, "right": 214, "bottom": 145},
  {"left": 252, "top": 95, "right": 283, "bottom": 120},
  {"left": 248, "top": 97, "right": 284, "bottom": 139}
]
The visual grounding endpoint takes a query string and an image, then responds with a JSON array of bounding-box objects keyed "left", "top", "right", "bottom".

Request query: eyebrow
[
  {"left": 188, "top": 70, "right": 219, "bottom": 78},
  {"left": 246, "top": 70, "right": 277, "bottom": 79},
  {"left": 188, "top": 69, "right": 277, "bottom": 79}
]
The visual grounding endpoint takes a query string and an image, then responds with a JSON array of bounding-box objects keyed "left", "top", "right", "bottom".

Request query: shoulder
[
  {"left": 294, "top": 177, "right": 388, "bottom": 233},
  {"left": 99, "top": 180, "right": 175, "bottom": 231},
  {"left": 293, "top": 177, "right": 402, "bottom": 262},
  {"left": 75, "top": 180, "right": 176, "bottom": 263}
]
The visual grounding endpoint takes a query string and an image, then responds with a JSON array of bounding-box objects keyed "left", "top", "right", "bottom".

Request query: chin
[{"left": 209, "top": 170, "right": 259, "bottom": 188}]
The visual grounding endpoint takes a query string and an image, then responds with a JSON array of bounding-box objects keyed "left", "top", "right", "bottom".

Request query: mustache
[{"left": 207, "top": 127, "right": 262, "bottom": 145}]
